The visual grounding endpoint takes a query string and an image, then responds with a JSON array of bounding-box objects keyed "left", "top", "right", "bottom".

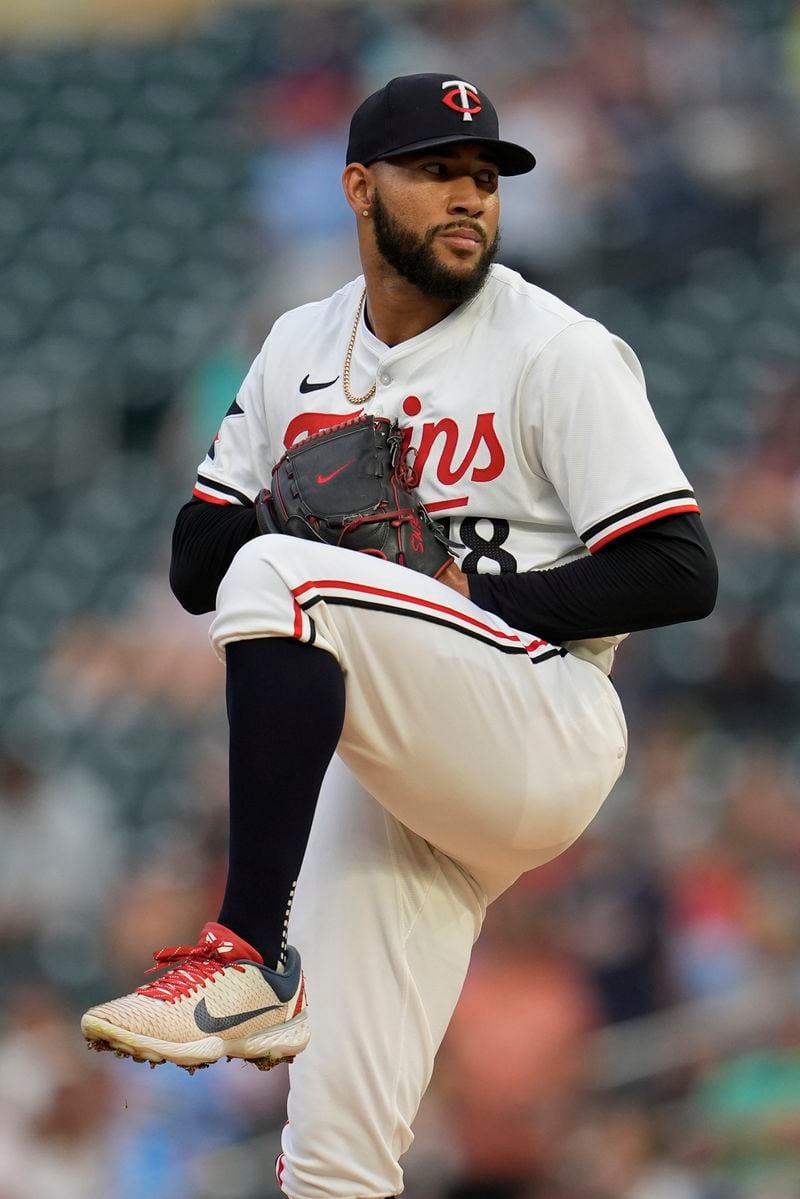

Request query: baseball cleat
[{"left": 81, "top": 922, "right": 309, "bottom": 1072}]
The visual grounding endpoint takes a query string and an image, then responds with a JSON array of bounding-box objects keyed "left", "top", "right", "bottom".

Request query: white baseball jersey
[{"left": 194, "top": 262, "right": 698, "bottom": 570}]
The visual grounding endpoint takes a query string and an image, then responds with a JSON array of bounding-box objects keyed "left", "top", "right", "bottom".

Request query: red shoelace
[{"left": 137, "top": 942, "right": 246, "bottom": 1003}]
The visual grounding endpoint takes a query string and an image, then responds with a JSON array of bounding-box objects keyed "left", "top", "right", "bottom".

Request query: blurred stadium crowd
[{"left": 1, "top": 1, "right": 800, "bottom": 1196}]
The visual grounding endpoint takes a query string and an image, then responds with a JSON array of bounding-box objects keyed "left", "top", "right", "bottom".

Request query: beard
[{"left": 371, "top": 190, "right": 499, "bottom": 305}]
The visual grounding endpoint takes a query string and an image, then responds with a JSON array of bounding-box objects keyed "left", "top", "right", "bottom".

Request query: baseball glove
[{"left": 255, "top": 415, "right": 454, "bottom": 578}]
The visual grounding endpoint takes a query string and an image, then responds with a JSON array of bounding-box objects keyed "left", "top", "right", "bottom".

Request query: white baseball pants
[{"left": 210, "top": 535, "right": 627, "bottom": 1199}]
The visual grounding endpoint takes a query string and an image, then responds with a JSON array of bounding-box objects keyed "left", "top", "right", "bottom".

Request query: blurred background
[{"left": 1, "top": 0, "right": 800, "bottom": 1196}]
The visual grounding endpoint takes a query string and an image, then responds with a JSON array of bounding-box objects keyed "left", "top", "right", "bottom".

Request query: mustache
[{"left": 427, "top": 220, "right": 488, "bottom": 245}]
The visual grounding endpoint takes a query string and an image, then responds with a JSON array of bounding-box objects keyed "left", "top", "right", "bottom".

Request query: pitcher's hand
[{"left": 437, "top": 560, "right": 470, "bottom": 599}]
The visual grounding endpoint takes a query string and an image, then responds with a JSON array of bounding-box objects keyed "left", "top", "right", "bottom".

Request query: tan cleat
[{"left": 81, "top": 922, "right": 309, "bottom": 1072}]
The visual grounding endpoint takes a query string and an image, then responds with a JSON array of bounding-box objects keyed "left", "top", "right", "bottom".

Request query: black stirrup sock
[{"left": 218, "top": 636, "right": 346, "bottom": 968}]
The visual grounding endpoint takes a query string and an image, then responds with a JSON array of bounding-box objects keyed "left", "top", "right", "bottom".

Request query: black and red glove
[{"left": 255, "top": 415, "right": 453, "bottom": 578}]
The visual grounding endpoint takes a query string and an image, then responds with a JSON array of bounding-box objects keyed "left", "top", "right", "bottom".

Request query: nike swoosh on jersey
[
  {"left": 193, "top": 997, "right": 282, "bottom": 1033},
  {"left": 316, "top": 460, "right": 354, "bottom": 485},
  {"left": 300, "top": 374, "right": 339, "bottom": 393}
]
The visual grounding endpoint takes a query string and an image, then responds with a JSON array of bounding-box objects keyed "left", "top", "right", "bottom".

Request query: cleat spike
[{"left": 250, "top": 1056, "right": 275, "bottom": 1071}]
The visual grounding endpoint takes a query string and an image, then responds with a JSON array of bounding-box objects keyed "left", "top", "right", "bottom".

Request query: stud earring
[{"left": 362, "top": 209, "right": 370, "bottom": 217}]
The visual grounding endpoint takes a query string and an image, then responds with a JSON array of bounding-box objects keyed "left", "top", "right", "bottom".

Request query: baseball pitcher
[{"left": 82, "top": 73, "right": 717, "bottom": 1199}]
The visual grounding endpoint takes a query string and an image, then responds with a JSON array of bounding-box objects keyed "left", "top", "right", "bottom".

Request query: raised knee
[
  {"left": 230, "top": 532, "right": 295, "bottom": 572},
  {"left": 217, "top": 534, "right": 295, "bottom": 604}
]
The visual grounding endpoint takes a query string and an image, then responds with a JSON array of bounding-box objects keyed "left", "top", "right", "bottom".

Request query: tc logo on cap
[{"left": 441, "top": 79, "right": 482, "bottom": 122}]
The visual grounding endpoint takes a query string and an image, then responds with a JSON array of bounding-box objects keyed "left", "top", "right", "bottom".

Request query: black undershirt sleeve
[
  {"left": 170, "top": 498, "right": 259, "bottom": 615},
  {"left": 466, "top": 512, "right": 718, "bottom": 644},
  {"left": 170, "top": 498, "right": 717, "bottom": 642}
]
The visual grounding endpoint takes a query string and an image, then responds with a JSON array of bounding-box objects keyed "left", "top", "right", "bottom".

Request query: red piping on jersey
[
  {"left": 589, "top": 503, "right": 700, "bottom": 552},
  {"left": 292, "top": 578, "right": 549, "bottom": 653},
  {"left": 292, "top": 600, "right": 304, "bottom": 640},
  {"left": 425, "top": 496, "right": 469, "bottom": 512},
  {"left": 192, "top": 487, "right": 231, "bottom": 505}
]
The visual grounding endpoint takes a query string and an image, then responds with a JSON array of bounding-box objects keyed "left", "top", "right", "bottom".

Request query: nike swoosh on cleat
[
  {"left": 193, "top": 997, "right": 282, "bottom": 1033},
  {"left": 299, "top": 374, "right": 339, "bottom": 393}
]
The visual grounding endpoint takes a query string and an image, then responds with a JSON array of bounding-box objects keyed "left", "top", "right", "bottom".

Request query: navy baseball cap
[{"left": 346, "top": 73, "right": 536, "bottom": 177}]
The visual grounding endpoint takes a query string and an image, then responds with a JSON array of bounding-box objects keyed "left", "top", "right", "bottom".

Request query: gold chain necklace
[{"left": 342, "top": 288, "right": 376, "bottom": 406}]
